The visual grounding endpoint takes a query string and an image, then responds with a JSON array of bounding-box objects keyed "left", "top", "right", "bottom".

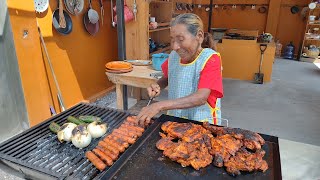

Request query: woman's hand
[
  {"left": 147, "top": 83, "right": 161, "bottom": 98},
  {"left": 136, "top": 102, "right": 163, "bottom": 126}
]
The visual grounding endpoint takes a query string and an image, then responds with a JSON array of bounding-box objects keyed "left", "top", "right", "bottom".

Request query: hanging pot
[
  {"left": 290, "top": 5, "right": 300, "bottom": 14},
  {"left": 52, "top": 0, "right": 73, "bottom": 35},
  {"left": 83, "top": 0, "right": 99, "bottom": 35},
  {"left": 258, "top": 6, "right": 267, "bottom": 13}
]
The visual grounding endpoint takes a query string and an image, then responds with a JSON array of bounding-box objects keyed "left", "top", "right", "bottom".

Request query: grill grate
[{"left": 0, "top": 103, "right": 133, "bottom": 179}]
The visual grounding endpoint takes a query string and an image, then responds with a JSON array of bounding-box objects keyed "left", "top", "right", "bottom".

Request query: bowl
[{"left": 151, "top": 53, "right": 169, "bottom": 71}]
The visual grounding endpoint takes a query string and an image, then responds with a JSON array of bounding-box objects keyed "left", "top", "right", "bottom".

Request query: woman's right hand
[{"left": 147, "top": 83, "right": 161, "bottom": 98}]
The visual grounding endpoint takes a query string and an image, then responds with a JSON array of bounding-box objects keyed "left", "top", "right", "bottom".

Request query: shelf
[
  {"left": 308, "top": 23, "right": 320, "bottom": 25},
  {"left": 149, "top": 26, "right": 170, "bottom": 33},
  {"left": 304, "top": 38, "right": 320, "bottom": 41},
  {"left": 149, "top": 46, "right": 171, "bottom": 56},
  {"left": 150, "top": 0, "right": 172, "bottom": 4}
]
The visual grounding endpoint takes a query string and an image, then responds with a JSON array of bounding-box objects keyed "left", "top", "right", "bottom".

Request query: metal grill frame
[{"left": 0, "top": 103, "right": 135, "bottom": 180}]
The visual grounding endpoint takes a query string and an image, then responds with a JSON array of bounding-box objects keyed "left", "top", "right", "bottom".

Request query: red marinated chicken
[
  {"left": 156, "top": 121, "right": 268, "bottom": 176},
  {"left": 224, "top": 148, "right": 269, "bottom": 176}
]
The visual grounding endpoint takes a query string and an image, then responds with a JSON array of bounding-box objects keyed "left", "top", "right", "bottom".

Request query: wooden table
[{"left": 106, "top": 66, "right": 159, "bottom": 110}]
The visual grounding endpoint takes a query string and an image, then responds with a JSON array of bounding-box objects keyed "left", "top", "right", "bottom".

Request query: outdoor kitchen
[{"left": 1, "top": 0, "right": 320, "bottom": 180}]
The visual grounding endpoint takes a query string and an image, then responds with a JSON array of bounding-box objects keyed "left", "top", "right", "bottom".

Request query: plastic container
[
  {"left": 151, "top": 53, "right": 169, "bottom": 71},
  {"left": 283, "top": 42, "right": 295, "bottom": 59}
]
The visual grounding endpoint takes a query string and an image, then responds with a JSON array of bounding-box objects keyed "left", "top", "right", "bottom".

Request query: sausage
[
  {"left": 108, "top": 135, "right": 129, "bottom": 148},
  {"left": 125, "top": 116, "right": 138, "bottom": 124},
  {"left": 113, "top": 129, "right": 137, "bottom": 139},
  {"left": 105, "top": 136, "right": 127, "bottom": 150},
  {"left": 112, "top": 131, "right": 136, "bottom": 144},
  {"left": 93, "top": 148, "right": 113, "bottom": 166},
  {"left": 98, "top": 141, "right": 120, "bottom": 157},
  {"left": 103, "top": 138, "right": 125, "bottom": 152},
  {"left": 121, "top": 123, "right": 144, "bottom": 133},
  {"left": 118, "top": 126, "right": 143, "bottom": 137},
  {"left": 111, "top": 131, "right": 134, "bottom": 144},
  {"left": 85, "top": 151, "right": 106, "bottom": 171},
  {"left": 117, "top": 127, "right": 140, "bottom": 137},
  {"left": 96, "top": 146, "right": 118, "bottom": 161},
  {"left": 123, "top": 121, "right": 145, "bottom": 129}
]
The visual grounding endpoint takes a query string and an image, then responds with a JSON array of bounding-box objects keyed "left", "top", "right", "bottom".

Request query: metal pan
[
  {"left": 83, "top": 0, "right": 99, "bottom": 35},
  {"left": 52, "top": 0, "right": 73, "bottom": 35}
]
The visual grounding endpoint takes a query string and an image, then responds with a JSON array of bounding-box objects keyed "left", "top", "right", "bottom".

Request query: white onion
[
  {"left": 71, "top": 125, "right": 92, "bottom": 149},
  {"left": 87, "top": 121, "right": 108, "bottom": 138},
  {"left": 57, "top": 123, "right": 77, "bottom": 143}
]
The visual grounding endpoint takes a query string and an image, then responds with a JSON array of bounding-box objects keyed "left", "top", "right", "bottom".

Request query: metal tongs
[
  {"left": 146, "top": 97, "right": 154, "bottom": 106},
  {"left": 99, "top": 0, "right": 104, "bottom": 26}
]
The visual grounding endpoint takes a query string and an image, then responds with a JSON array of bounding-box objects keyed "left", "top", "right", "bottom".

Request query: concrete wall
[{"left": 0, "top": 2, "right": 29, "bottom": 143}]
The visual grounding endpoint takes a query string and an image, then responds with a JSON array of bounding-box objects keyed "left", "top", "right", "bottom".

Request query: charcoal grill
[
  {"left": 0, "top": 103, "right": 282, "bottom": 179},
  {"left": 0, "top": 103, "right": 139, "bottom": 180}
]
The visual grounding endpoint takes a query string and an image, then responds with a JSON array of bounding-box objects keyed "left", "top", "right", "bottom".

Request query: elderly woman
[{"left": 137, "top": 13, "right": 223, "bottom": 125}]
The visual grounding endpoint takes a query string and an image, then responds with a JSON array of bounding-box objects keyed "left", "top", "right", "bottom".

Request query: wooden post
[
  {"left": 116, "top": 84, "right": 124, "bottom": 110},
  {"left": 265, "top": 0, "right": 281, "bottom": 37}
]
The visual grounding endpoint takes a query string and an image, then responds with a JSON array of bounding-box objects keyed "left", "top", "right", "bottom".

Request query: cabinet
[
  {"left": 125, "top": 0, "right": 194, "bottom": 60},
  {"left": 125, "top": 0, "right": 173, "bottom": 60},
  {"left": 300, "top": 4, "right": 320, "bottom": 60}
]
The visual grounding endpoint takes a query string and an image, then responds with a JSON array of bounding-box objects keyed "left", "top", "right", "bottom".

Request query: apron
[{"left": 167, "top": 48, "right": 222, "bottom": 125}]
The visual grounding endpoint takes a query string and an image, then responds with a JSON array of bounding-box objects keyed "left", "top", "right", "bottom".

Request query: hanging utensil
[
  {"left": 99, "top": 0, "right": 104, "bottom": 26},
  {"left": 58, "top": 0, "right": 66, "bottom": 28},
  {"left": 37, "top": 23, "right": 66, "bottom": 111},
  {"left": 34, "top": 0, "right": 49, "bottom": 13},
  {"left": 84, "top": 1, "right": 99, "bottom": 35},
  {"left": 52, "top": 0, "right": 73, "bottom": 35},
  {"left": 88, "top": 0, "right": 99, "bottom": 24},
  {"left": 110, "top": 0, "right": 116, "bottom": 27},
  {"left": 64, "top": 0, "right": 84, "bottom": 15},
  {"left": 133, "top": 0, "right": 137, "bottom": 21}
]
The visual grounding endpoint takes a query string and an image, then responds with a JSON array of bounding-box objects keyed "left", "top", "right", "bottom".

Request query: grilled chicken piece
[
  {"left": 161, "top": 122, "right": 211, "bottom": 142},
  {"left": 157, "top": 135, "right": 212, "bottom": 170},
  {"left": 203, "top": 122, "right": 265, "bottom": 150},
  {"left": 224, "top": 148, "right": 268, "bottom": 176},
  {"left": 210, "top": 134, "right": 243, "bottom": 167}
]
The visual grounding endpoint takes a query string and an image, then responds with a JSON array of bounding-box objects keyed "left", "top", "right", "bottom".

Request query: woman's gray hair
[{"left": 170, "top": 13, "right": 204, "bottom": 36}]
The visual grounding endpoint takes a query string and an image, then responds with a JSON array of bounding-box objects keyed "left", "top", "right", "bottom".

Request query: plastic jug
[{"left": 283, "top": 42, "right": 295, "bottom": 59}]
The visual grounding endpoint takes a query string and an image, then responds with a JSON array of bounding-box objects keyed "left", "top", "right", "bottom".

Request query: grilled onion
[
  {"left": 57, "top": 123, "right": 77, "bottom": 143},
  {"left": 71, "top": 125, "right": 92, "bottom": 149},
  {"left": 87, "top": 121, "right": 108, "bottom": 138}
]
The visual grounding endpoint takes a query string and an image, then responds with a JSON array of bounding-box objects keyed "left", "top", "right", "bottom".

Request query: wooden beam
[{"left": 265, "top": 0, "right": 281, "bottom": 36}]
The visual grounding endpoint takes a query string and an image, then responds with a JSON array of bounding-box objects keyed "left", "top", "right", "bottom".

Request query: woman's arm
[{"left": 136, "top": 88, "right": 210, "bottom": 125}]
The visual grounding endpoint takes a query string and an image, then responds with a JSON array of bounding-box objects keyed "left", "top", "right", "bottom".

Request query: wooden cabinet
[
  {"left": 125, "top": 0, "right": 177, "bottom": 60},
  {"left": 125, "top": 0, "right": 196, "bottom": 60},
  {"left": 300, "top": 5, "right": 320, "bottom": 61}
]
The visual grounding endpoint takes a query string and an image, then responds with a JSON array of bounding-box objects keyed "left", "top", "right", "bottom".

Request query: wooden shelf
[
  {"left": 308, "top": 20, "right": 320, "bottom": 23},
  {"left": 304, "top": 38, "right": 320, "bottom": 41},
  {"left": 149, "top": 46, "right": 171, "bottom": 56},
  {"left": 150, "top": 0, "right": 172, "bottom": 4},
  {"left": 149, "top": 26, "right": 170, "bottom": 33}
]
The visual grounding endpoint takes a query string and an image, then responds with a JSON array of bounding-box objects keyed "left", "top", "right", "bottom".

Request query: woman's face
[{"left": 170, "top": 24, "right": 203, "bottom": 61}]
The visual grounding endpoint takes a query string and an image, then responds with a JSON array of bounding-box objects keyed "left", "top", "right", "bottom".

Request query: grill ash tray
[{"left": 105, "top": 115, "right": 282, "bottom": 180}]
